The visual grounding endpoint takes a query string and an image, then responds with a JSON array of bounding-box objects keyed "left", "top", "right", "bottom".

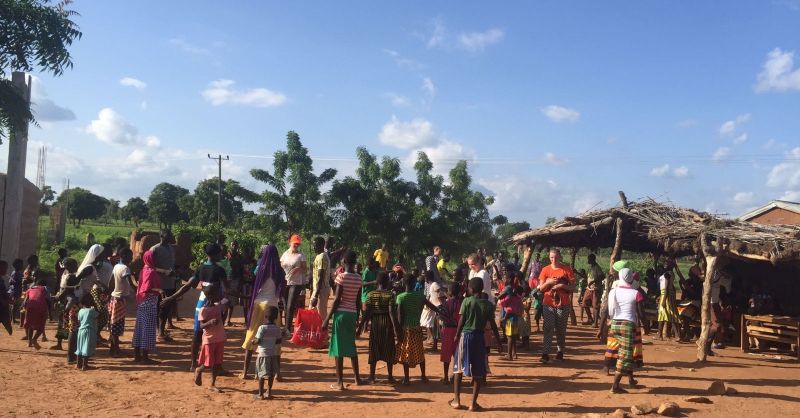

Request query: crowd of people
[{"left": 0, "top": 232, "right": 779, "bottom": 412}]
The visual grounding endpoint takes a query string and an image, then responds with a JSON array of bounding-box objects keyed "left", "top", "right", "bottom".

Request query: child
[
  {"left": 56, "top": 259, "right": 81, "bottom": 363},
  {"left": 358, "top": 271, "right": 399, "bottom": 384},
  {"left": 75, "top": 294, "right": 98, "bottom": 371},
  {"left": 324, "top": 250, "right": 363, "bottom": 390},
  {"left": 8, "top": 259, "right": 23, "bottom": 324},
  {"left": 20, "top": 255, "right": 40, "bottom": 337},
  {"left": 499, "top": 286, "right": 523, "bottom": 360},
  {"left": 395, "top": 273, "right": 440, "bottom": 385},
  {"left": 450, "top": 278, "right": 502, "bottom": 412},
  {"left": 0, "top": 260, "right": 11, "bottom": 335},
  {"left": 657, "top": 271, "right": 681, "bottom": 341},
  {"left": 439, "top": 282, "right": 462, "bottom": 384},
  {"left": 195, "top": 283, "right": 230, "bottom": 392},
  {"left": 23, "top": 275, "right": 50, "bottom": 349},
  {"left": 420, "top": 270, "right": 443, "bottom": 351},
  {"left": 253, "top": 305, "right": 282, "bottom": 400},
  {"left": 108, "top": 248, "right": 135, "bottom": 356}
]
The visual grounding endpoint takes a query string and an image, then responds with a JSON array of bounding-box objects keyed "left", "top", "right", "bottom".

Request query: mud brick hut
[{"left": 510, "top": 192, "right": 800, "bottom": 361}]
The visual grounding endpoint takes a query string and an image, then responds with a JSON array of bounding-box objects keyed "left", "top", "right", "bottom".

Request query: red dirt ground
[{"left": 3, "top": 295, "right": 799, "bottom": 417}]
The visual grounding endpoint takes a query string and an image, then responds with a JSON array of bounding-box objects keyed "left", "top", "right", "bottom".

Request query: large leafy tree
[
  {"left": 104, "top": 198, "right": 120, "bottom": 222},
  {"left": 39, "top": 184, "right": 56, "bottom": 214},
  {"left": 147, "top": 182, "right": 189, "bottom": 229},
  {"left": 439, "top": 161, "right": 496, "bottom": 257},
  {"left": 121, "top": 197, "right": 148, "bottom": 227},
  {"left": 186, "top": 178, "right": 254, "bottom": 226},
  {"left": 0, "top": 0, "right": 82, "bottom": 143},
  {"left": 54, "top": 187, "right": 106, "bottom": 227},
  {"left": 249, "top": 131, "right": 336, "bottom": 237}
]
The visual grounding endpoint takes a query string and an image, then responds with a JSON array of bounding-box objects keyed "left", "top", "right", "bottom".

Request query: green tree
[
  {"left": 186, "top": 177, "right": 253, "bottom": 226},
  {"left": 495, "top": 221, "right": 531, "bottom": 245},
  {"left": 0, "top": 0, "right": 82, "bottom": 143},
  {"left": 104, "top": 198, "right": 120, "bottom": 222},
  {"left": 54, "top": 187, "right": 107, "bottom": 227},
  {"left": 545, "top": 216, "right": 557, "bottom": 225},
  {"left": 249, "top": 131, "right": 336, "bottom": 237},
  {"left": 121, "top": 197, "right": 148, "bottom": 227},
  {"left": 39, "top": 184, "right": 56, "bottom": 214},
  {"left": 439, "top": 160, "right": 495, "bottom": 257},
  {"left": 148, "top": 182, "right": 189, "bottom": 229}
]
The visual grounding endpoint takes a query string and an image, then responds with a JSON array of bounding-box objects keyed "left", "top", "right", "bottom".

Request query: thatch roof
[{"left": 510, "top": 198, "right": 800, "bottom": 264}]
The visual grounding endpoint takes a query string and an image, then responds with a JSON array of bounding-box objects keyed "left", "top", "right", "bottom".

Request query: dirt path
[{"left": 3, "top": 308, "right": 799, "bottom": 417}]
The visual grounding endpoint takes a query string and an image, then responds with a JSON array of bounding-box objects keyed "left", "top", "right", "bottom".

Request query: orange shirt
[{"left": 538, "top": 264, "right": 575, "bottom": 307}]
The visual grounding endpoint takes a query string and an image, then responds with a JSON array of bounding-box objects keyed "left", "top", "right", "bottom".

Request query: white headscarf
[
  {"left": 78, "top": 244, "right": 104, "bottom": 274},
  {"left": 618, "top": 268, "right": 634, "bottom": 284}
]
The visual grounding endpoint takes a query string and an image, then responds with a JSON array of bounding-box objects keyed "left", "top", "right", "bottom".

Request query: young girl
[
  {"left": 438, "top": 282, "right": 462, "bottom": 384},
  {"left": 195, "top": 284, "right": 231, "bottom": 392},
  {"left": 358, "top": 271, "right": 398, "bottom": 384},
  {"left": 499, "top": 287, "right": 523, "bottom": 360},
  {"left": 395, "top": 273, "right": 440, "bottom": 385},
  {"left": 420, "top": 270, "right": 443, "bottom": 351},
  {"left": 657, "top": 271, "right": 681, "bottom": 341},
  {"left": 324, "top": 250, "right": 363, "bottom": 390},
  {"left": 75, "top": 294, "right": 98, "bottom": 371},
  {"left": 108, "top": 248, "right": 135, "bottom": 356},
  {"left": 23, "top": 276, "right": 50, "bottom": 350},
  {"left": 253, "top": 306, "right": 282, "bottom": 400},
  {"left": 519, "top": 281, "right": 532, "bottom": 350}
]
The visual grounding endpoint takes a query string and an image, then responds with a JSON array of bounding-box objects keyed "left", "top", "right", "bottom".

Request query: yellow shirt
[{"left": 374, "top": 249, "right": 389, "bottom": 269}]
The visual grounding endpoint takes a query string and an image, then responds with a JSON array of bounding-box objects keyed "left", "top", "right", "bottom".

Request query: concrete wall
[
  {"left": 0, "top": 174, "right": 42, "bottom": 260},
  {"left": 748, "top": 207, "right": 800, "bottom": 225}
]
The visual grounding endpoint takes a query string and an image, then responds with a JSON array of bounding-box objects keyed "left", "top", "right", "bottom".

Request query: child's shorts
[
  {"left": 256, "top": 355, "right": 280, "bottom": 379},
  {"left": 198, "top": 341, "right": 225, "bottom": 367}
]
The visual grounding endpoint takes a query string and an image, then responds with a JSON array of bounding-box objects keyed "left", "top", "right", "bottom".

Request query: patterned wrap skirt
[
  {"left": 396, "top": 326, "right": 425, "bottom": 367},
  {"left": 368, "top": 312, "right": 396, "bottom": 364},
  {"left": 132, "top": 294, "right": 158, "bottom": 351},
  {"left": 90, "top": 287, "right": 110, "bottom": 332},
  {"left": 604, "top": 323, "right": 644, "bottom": 368},
  {"left": 608, "top": 320, "right": 636, "bottom": 375},
  {"left": 108, "top": 297, "right": 127, "bottom": 337}
]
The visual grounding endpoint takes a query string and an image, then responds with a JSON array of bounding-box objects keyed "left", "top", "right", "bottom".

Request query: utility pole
[{"left": 207, "top": 154, "right": 229, "bottom": 224}]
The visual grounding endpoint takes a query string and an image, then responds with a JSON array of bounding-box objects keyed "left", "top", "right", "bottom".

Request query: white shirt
[
  {"left": 253, "top": 277, "right": 278, "bottom": 306},
  {"left": 607, "top": 285, "right": 642, "bottom": 323},
  {"left": 97, "top": 261, "right": 114, "bottom": 287},
  {"left": 280, "top": 250, "right": 307, "bottom": 286},
  {"left": 111, "top": 264, "right": 132, "bottom": 299},
  {"left": 658, "top": 275, "right": 668, "bottom": 293},
  {"left": 468, "top": 269, "right": 494, "bottom": 304}
]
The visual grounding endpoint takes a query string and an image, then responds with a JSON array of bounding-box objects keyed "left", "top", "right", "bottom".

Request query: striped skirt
[
  {"left": 604, "top": 324, "right": 644, "bottom": 368},
  {"left": 108, "top": 297, "right": 127, "bottom": 337},
  {"left": 132, "top": 294, "right": 158, "bottom": 351},
  {"left": 608, "top": 320, "right": 636, "bottom": 375},
  {"left": 368, "top": 312, "right": 396, "bottom": 364}
]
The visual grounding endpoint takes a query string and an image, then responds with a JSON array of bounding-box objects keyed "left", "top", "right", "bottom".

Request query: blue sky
[{"left": 2, "top": 1, "right": 800, "bottom": 225}]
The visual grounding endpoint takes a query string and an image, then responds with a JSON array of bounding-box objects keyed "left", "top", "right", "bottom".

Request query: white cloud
[
  {"left": 478, "top": 175, "right": 559, "bottom": 215},
  {"left": 650, "top": 164, "right": 670, "bottom": 177},
  {"left": 85, "top": 108, "right": 138, "bottom": 145},
  {"left": 766, "top": 147, "right": 800, "bottom": 188},
  {"left": 543, "top": 152, "right": 567, "bottom": 165},
  {"left": 458, "top": 28, "right": 505, "bottom": 52},
  {"left": 673, "top": 166, "right": 690, "bottom": 177},
  {"left": 755, "top": 48, "right": 800, "bottom": 93},
  {"left": 541, "top": 105, "right": 580, "bottom": 123},
  {"left": 718, "top": 113, "right": 750, "bottom": 137},
  {"left": 733, "top": 191, "right": 755, "bottom": 204},
  {"left": 733, "top": 133, "right": 748, "bottom": 144},
  {"left": 780, "top": 190, "right": 800, "bottom": 201},
  {"left": 201, "top": 79, "right": 287, "bottom": 107},
  {"left": 409, "top": 139, "right": 476, "bottom": 173},
  {"left": 378, "top": 116, "right": 437, "bottom": 149},
  {"left": 119, "top": 77, "right": 146, "bottom": 91},
  {"left": 713, "top": 146, "right": 731, "bottom": 162},
  {"left": 422, "top": 77, "right": 436, "bottom": 98},
  {"left": 382, "top": 49, "right": 426, "bottom": 71},
  {"left": 144, "top": 135, "right": 161, "bottom": 148},
  {"left": 385, "top": 93, "right": 410, "bottom": 107},
  {"left": 426, "top": 19, "right": 447, "bottom": 49},
  {"left": 28, "top": 75, "right": 76, "bottom": 122}
]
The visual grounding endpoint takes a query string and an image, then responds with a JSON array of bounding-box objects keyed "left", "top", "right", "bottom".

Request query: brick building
[{"left": 738, "top": 200, "right": 800, "bottom": 225}]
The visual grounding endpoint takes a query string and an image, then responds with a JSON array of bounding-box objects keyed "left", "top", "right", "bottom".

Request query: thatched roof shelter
[
  {"left": 510, "top": 197, "right": 800, "bottom": 265},
  {"left": 510, "top": 192, "right": 800, "bottom": 362}
]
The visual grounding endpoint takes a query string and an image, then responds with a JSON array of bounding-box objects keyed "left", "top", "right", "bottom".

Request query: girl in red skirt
[
  {"left": 24, "top": 276, "right": 50, "bottom": 350},
  {"left": 195, "top": 284, "right": 230, "bottom": 392},
  {"left": 439, "top": 282, "right": 462, "bottom": 384}
]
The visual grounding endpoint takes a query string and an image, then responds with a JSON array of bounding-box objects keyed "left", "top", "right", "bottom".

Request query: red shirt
[{"left": 538, "top": 264, "right": 575, "bottom": 307}]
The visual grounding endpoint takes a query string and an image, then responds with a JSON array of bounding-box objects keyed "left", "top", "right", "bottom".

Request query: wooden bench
[{"left": 741, "top": 314, "right": 800, "bottom": 358}]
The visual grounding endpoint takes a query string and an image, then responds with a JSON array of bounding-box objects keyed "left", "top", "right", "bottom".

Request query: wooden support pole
[
  {"left": 520, "top": 243, "right": 534, "bottom": 278},
  {"left": 697, "top": 254, "right": 717, "bottom": 362}
]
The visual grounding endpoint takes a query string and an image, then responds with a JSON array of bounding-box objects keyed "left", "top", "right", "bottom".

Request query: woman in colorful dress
[
  {"left": 657, "top": 271, "right": 681, "bottom": 341},
  {"left": 132, "top": 250, "right": 162, "bottom": 364},
  {"left": 358, "top": 271, "right": 398, "bottom": 383},
  {"left": 605, "top": 268, "right": 650, "bottom": 393}
]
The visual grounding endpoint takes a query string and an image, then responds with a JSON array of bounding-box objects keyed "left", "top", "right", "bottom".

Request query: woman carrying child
[{"left": 358, "top": 271, "right": 399, "bottom": 383}]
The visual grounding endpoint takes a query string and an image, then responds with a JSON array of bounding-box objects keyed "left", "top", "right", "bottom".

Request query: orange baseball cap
[{"left": 289, "top": 234, "right": 302, "bottom": 244}]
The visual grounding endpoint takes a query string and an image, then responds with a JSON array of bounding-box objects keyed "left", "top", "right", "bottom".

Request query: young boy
[
  {"left": 195, "top": 284, "right": 230, "bottom": 393},
  {"left": 8, "top": 259, "right": 23, "bottom": 324},
  {"left": 450, "top": 277, "right": 502, "bottom": 412},
  {"left": 253, "top": 305, "right": 282, "bottom": 400}
]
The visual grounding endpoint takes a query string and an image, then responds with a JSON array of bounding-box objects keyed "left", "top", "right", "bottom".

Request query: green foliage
[
  {"left": 39, "top": 184, "right": 55, "bottom": 214},
  {"left": 121, "top": 197, "right": 148, "bottom": 226},
  {"left": 495, "top": 221, "right": 531, "bottom": 245},
  {"left": 54, "top": 187, "right": 107, "bottom": 226},
  {"left": 0, "top": 0, "right": 82, "bottom": 143},
  {"left": 184, "top": 178, "right": 250, "bottom": 225},
  {"left": 249, "top": 131, "right": 336, "bottom": 237},
  {"left": 147, "top": 182, "right": 189, "bottom": 229}
]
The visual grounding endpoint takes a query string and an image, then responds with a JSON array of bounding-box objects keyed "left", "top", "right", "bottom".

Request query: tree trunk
[
  {"left": 520, "top": 244, "right": 533, "bottom": 278},
  {"left": 697, "top": 254, "right": 718, "bottom": 362}
]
